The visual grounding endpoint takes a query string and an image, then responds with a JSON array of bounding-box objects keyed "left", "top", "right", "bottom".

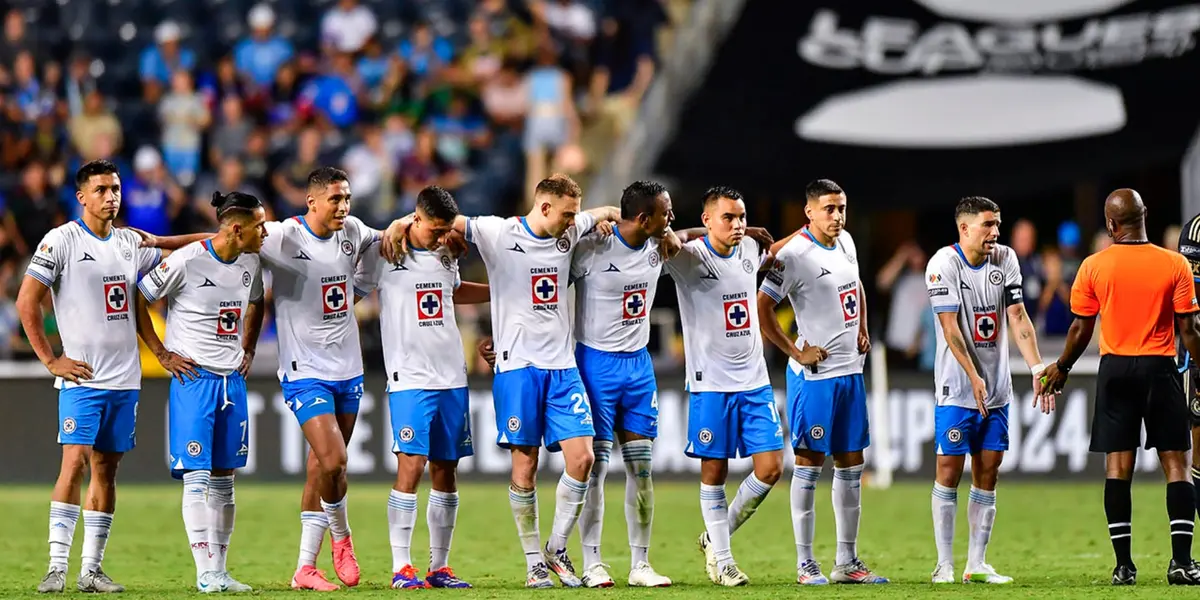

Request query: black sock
[
  {"left": 1168, "top": 481, "right": 1196, "bottom": 564},
  {"left": 1192, "top": 467, "right": 1200, "bottom": 518},
  {"left": 1105, "top": 478, "right": 1134, "bottom": 568}
]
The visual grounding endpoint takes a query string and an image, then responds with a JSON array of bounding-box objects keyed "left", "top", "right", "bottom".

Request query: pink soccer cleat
[
  {"left": 291, "top": 565, "right": 339, "bottom": 591},
  {"left": 330, "top": 535, "right": 361, "bottom": 587}
]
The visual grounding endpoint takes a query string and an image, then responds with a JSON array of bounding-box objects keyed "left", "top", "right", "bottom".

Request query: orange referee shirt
[{"left": 1070, "top": 243, "right": 1198, "bottom": 356}]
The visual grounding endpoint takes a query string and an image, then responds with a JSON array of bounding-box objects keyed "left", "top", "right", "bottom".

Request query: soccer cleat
[
  {"left": 330, "top": 535, "right": 361, "bottom": 587},
  {"left": 697, "top": 532, "right": 718, "bottom": 583},
  {"left": 526, "top": 562, "right": 554, "bottom": 588},
  {"left": 1167, "top": 559, "right": 1200, "bottom": 585},
  {"left": 291, "top": 565, "right": 339, "bottom": 591},
  {"left": 197, "top": 571, "right": 226, "bottom": 593},
  {"left": 831, "top": 557, "right": 889, "bottom": 584},
  {"left": 931, "top": 562, "right": 956, "bottom": 584},
  {"left": 628, "top": 561, "right": 672, "bottom": 587},
  {"left": 1112, "top": 564, "right": 1137, "bottom": 585},
  {"left": 714, "top": 562, "right": 749, "bottom": 587},
  {"left": 796, "top": 559, "right": 829, "bottom": 585},
  {"left": 391, "top": 565, "right": 430, "bottom": 589},
  {"left": 963, "top": 563, "right": 1013, "bottom": 584},
  {"left": 37, "top": 570, "right": 66, "bottom": 593},
  {"left": 426, "top": 567, "right": 472, "bottom": 589},
  {"left": 77, "top": 569, "right": 125, "bottom": 593},
  {"left": 581, "top": 563, "right": 614, "bottom": 588},
  {"left": 542, "top": 543, "right": 582, "bottom": 588},
  {"left": 214, "top": 572, "right": 253, "bottom": 593}
]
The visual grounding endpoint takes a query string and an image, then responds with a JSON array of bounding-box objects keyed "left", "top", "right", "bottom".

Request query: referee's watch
[{"left": 1055, "top": 359, "right": 1072, "bottom": 374}]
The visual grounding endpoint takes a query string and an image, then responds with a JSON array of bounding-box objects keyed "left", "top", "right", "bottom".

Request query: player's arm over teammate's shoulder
[{"left": 133, "top": 228, "right": 213, "bottom": 257}]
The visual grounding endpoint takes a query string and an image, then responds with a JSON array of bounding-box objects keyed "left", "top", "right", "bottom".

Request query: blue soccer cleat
[
  {"left": 392, "top": 565, "right": 430, "bottom": 589},
  {"left": 426, "top": 567, "right": 472, "bottom": 589}
]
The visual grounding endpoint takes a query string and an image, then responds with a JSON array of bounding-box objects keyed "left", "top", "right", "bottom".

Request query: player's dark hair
[
  {"left": 416, "top": 186, "right": 460, "bottom": 222},
  {"left": 620, "top": 180, "right": 667, "bottom": 220},
  {"left": 307, "top": 166, "right": 349, "bottom": 192},
  {"left": 534, "top": 173, "right": 582, "bottom": 200},
  {"left": 702, "top": 185, "right": 743, "bottom": 209},
  {"left": 955, "top": 196, "right": 1001, "bottom": 221},
  {"left": 75, "top": 159, "right": 120, "bottom": 190},
  {"left": 211, "top": 191, "right": 262, "bottom": 222},
  {"left": 805, "top": 179, "right": 844, "bottom": 202}
]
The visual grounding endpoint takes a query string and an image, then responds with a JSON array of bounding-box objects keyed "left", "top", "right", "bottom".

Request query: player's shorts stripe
[
  {"left": 26, "top": 270, "right": 54, "bottom": 288},
  {"left": 932, "top": 305, "right": 960, "bottom": 314},
  {"left": 137, "top": 279, "right": 158, "bottom": 303},
  {"left": 759, "top": 285, "right": 783, "bottom": 303}
]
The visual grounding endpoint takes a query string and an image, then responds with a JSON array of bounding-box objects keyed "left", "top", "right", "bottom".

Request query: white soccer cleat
[
  {"left": 830, "top": 557, "right": 889, "bottom": 584},
  {"left": 214, "top": 571, "right": 253, "bottom": 593},
  {"left": 697, "top": 532, "right": 717, "bottom": 582},
  {"left": 628, "top": 561, "right": 672, "bottom": 587},
  {"left": 581, "top": 563, "right": 614, "bottom": 588},
  {"left": 541, "top": 543, "right": 582, "bottom": 588},
  {"left": 526, "top": 562, "right": 554, "bottom": 589},
  {"left": 197, "top": 571, "right": 227, "bottom": 593},
  {"left": 963, "top": 563, "right": 1013, "bottom": 584},
  {"left": 714, "top": 563, "right": 749, "bottom": 587},
  {"left": 931, "top": 562, "right": 956, "bottom": 584},
  {"left": 797, "top": 559, "right": 829, "bottom": 585}
]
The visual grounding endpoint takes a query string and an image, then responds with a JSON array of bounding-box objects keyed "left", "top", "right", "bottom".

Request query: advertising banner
[{"left": 0, "top": 372, "right": 1165, "bottom": 483}]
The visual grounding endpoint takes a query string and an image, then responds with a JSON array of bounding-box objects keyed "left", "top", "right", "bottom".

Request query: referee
[
  {"left": 1177, "top": 214, "right": 1200, "bottom": 516},
  {"left": 1041, "top": 189, "right": 1200, "bottom": 586}
]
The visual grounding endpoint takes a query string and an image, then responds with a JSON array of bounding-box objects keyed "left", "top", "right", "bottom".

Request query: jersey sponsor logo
[
  {"left": 199, "top": 277, "right": 217, "bottom": 288},
  {"left": 723, "top": 297, "right": 751, "bottom": 334},
  {"left": 839, "top": 288, "right": 859, "bottom": 322},
  {"left": 556, "top": 238, "right": 571, "bottom": 253},
  {"left": 103, "top": 279, "right": 129, "bottom": 321},
  {"left": 321, "top": 280, "right": 349, "bottom": 319},
  {"left": 973, "top": 311, "right": 998, "bottom": 344},
  {"left": 341, "top": 240, "right": 354, "bottom": 256},
  {"left": 531, "top": 273, "right": 559, "bottom": 307},
  {"left": 217, "top": 305, "right": 242, "bottom": 338},
  {"left": 742, "top": 258, "right": 754, "bottom": 273},
  {"left": 31, "top": 255, "right": 55, "bottom": 270},
  {"left": 242, "top": 271, "right": 252, "bottom": 287},
  {"left": 622, "top": 288, "right": 648, "bottom": 320},
  {"left": 1005, "top": 285, "right": 1023, "bottom": 304},
  {"left": 648, "top": 251, "right": 661, "bottom": 268},
  {"left": 988, "top": 270, "right": 1004, "bottom": 286},
  {"left": 78, "top": 252, "right": 95, "bottom": 262},
  {"left": 929, "top": 273, "right": 942, "bottom": 284},
  {"left": 416, "top": 288, "right": 445, "bottom": 324},
  {"left": 929, "top": 287, "right": 949, "bottom": 297}
]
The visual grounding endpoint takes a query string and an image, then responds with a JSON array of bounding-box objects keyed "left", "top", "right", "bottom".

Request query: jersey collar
[
  {"left": 613, "top": 226, "right": 643, "bottom": 250},
  {"left": 294, "top": 215, "right": 333, "bottom": 241},
  {"left": 204, "top": 240, "right": 236, "bottom": 264},
  {"left": 703, "top": 235, "right": 735, "bottom": 259},
  {"left": 74, "top": 218, "right": 112, "bottom": 241},
  {"left": 518, "top": 217, "right": 551, "bottom": 240},
  {"left": 800, "top": 227, "right": 836, "bottom": 250},
  {"left": 953, "top": 243, "right": 986, "bottom": 270}
]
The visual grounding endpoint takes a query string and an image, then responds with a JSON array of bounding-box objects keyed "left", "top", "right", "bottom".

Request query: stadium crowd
[{"left": 0, "top": 0, "right": 672, "bottom": 363}]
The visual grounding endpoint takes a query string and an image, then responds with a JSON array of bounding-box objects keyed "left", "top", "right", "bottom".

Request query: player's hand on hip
[
  {"left": 48, "top": 355, "right": 93, "bottom": 383},
  {"left": 594, "top": 220, "right": 615, "bottom": 237},
  {"left": 128, "top": 227, "right": 158, "bottom": 248},
  {"left": 970, "top": 374, "right": 989, "bottom": 417},
  {"left": 796, "top": 341, "right": 829, "bottom": 366},
  {"left": 745, "top": 227, "right": 774, "bottom": 250},
  {"left": 477, "top": 336, "right": 496, "bottom": 369},
  {"left": 238, "top": 349, "right": 255, "bottom": 378},
  {"left": 381, "top": 215, "right": 415, "bottom": 263},
  {"left": 156, "top": 350, "right": 200, "bottom": 383}
]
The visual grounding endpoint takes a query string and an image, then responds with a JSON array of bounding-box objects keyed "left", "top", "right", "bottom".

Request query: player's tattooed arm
[
  {"left": 937, "top": 311, "right": 988, "bottom": 416},
  {"left": 239, "top": 298, "right": 266, "bottom": 377},
  {"left": 134, "top": 294, "right": 199, "bottom": 382},
  {"left": 1006, "top": 302, "right": 1052, "bottom": 411},
  {"left": 16, "top": 275, "right": 94, "bottom": 383},
  {"left": 454, "top": 282, "right": 490, "bottom": 305}
]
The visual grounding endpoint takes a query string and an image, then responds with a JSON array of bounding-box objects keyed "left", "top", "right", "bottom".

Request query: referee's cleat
[
  {"left": 1167, "top": 559, "right": 1200, "bottom": 585},
  {"left": 37, "top": 569, "right": 65, "bottom": 593},
  {"left": 1112, "top": 564, "right": 1137, "bottom": 585}
]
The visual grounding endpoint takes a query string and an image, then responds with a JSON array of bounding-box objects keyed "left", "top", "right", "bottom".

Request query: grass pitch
[{"left": 0, "top": 481, "right": 1195, "bottom": 598}]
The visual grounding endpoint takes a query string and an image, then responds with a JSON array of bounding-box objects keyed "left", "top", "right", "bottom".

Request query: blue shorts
[
  {"left": 935, "top": 404, "right": 1010, "bottom": 456},
  {"left": 576, "top": 344, "right": 658, "bottom": 441},
  {"left": 389, "top": 388, "right": 474, "bottom": 461},
  {"left": 788, "top": 368, "right": 870, "bottom": 454},
  {"left": 58, "top": 387, "right": 139, "bottom": 453},
  {"left": 686, "top": 385, "right": 783, "bottom": 459},
  {"left": 168, "top": 369, "right": 249, "bottom": 478},
  {"left": 493, "top": 366, "right": 594, "bottom": 452},
  {"left": 281, "top": 376, "right": 364, "bottom": 426}
]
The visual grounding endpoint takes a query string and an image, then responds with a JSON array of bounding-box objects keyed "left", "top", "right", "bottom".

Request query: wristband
[{"left": 1031, "top": 363, "right": 1046, "bottom": 377}]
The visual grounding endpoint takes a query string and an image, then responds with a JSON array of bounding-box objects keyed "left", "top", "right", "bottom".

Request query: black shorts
[
  {"left": 1186, "top": 364, "right": 1200, "bottom": 427},
  {"left": 1091, "top": 355, "right": 1191, "bottom": 453}
]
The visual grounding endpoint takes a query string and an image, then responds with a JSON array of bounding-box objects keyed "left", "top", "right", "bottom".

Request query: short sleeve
[
  {"left": 353, "top": 244, "right": 383, "bottom": 297},
  {"left": 759, "top": 244, "right": 799, "bottom": 304},
  {"left": 249, "top": 265, "right": 265, "bottom": 302},
  {"left": 26, "top": 229, "right": 65, "bottom": 288},
  {"left": 1069, "top": 259, "right": 1099, "bottom": 317},
  {"left": 925, "top": 254, "right": 960, "bottom": 314},
  {"left": 136, "top": 246, "right": 163, "bottom": 275},
  {"left": 465, "top": 216, "right": 506, "bottom": 255},
  {"left": 138, "top": 252, "right": 187, "bottom": 303},
  {"left": 570, "top": 235, "right": 600, "bottom": 283},
  {"left": 350, "top": 217, "right": 379, "bottom": 257},
  {"left": 1174, "top": 254, "right": 1198, "bottom": 314},
  {"left": 1001, "top": 249, "right": 1023, "bottom": 306},
  {"left": 664, "top": 242, "right": 702, "bottom": 282},
  {"left": 259, "top": 221, "right": 287, "bottom": 261},
  {"left": 573, "top": 212, "right": 597, "bottom": 237},
  {"left": 1179, "top": 222, "right": 1200, "bottom": 283}
]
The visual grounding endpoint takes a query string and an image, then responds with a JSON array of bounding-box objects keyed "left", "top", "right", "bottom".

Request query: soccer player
[
  {"left": 1174, "top": 215, "right": 1200, "bottom": 517},
  {"left": 570, "top": 181, "right": 678, "bottom": 588},
  {"left": 134, "top": 191, "right": 266, "bottom": 592},
  {"left": 353, "top": 186, "right": 489, "bottom": 590},
  {"left": 757, "top": 179, "right": 887, "bottom": 585},
  {"left": 924, "top": 196, "right": 1051, "bottom": 584},
  {"left": 382, "top": 174, "right": 620, "bottom": 588},
  {"left": 18, "top": 160, "right": 165, "bottom": 593},
  {"left": 1042, "top": 189, "right": 1200, "bottom": 585},
  {"left": 150, "top": 167, "right": 378, "bottom": 590},
  {"left": 665, "top": 186, "right": 782, "bottom": 587}
]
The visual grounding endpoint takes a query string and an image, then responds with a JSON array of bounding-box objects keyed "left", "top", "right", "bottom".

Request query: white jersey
[
  {"left": 467, "top": 213, "right": 596, "bottom": 372},
  {"left": 355, "top": 245, "right": 466, "bottom": 392},
  {"left": 666, "top": 237, "right": 771, "bottom": 393},
  {"left": 25, "top": 220, "right": 162, "bottom": 390},
  {"left": 137, "top": 241, "right": 264, "bottom": 376},
  {"left": 925, "top": 243, "right": 1021, "bottom": 409},
  {"left": 571, "top": 229, "right": 664, "bottom": 353},
  {"left": 759, "top": 228, "right": 864, "bottom": 380},
  {"left": 258, "top": 216, "right": 377, "bottom": 382}
]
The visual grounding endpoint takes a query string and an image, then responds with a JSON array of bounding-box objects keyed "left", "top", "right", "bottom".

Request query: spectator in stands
[
  {"left": 524, "top": 43, "right": 579, "bottom": 203},
  {"left": 429, "top": 94, "right": 490, "bottom": 169},
  {"left": 380, "top": 113, "right": 415, "bottom": 168},
  {"left": 482, "top": 59, "right": 528, "bottom": 130},
  {"left": 199, "top": 55, "right": 246, "bottom": 109},
  {"left": 1040, "top": 220, "right": 1082, "bottom": 335},
  {"left": 398, "top": 128, "right": 458, "bottom": 213},
  {"left": 877, "top": 241, "right": 928, "bottom": 371},
  {"left": 193, "top": 156, "right": 267, "bottom": 228},
  {"left": 158, "top": 69, "right": 210, "bottom": 187},
  {"left": 273, "top": 127, "right": 324, "bottom": 216},
  {"left": 357, "top": 37, "right": 391, "bottom": 92},
  {"left": 399, "top": 22, "right": 454, "bottom": 81},
  {"left": 68, "top": 89, "right": 122, "bottom": 163},
  {"left": 342, "top": 123, "right": 393, "bottom": 226},
  {"left": 12, "top": 51, "right": 53, "bottom": 127},
  {"left": 63, "top": 53, "right": 96, "bottom": 118},
  {"left": 455, "top": 16, "right": 505, "bottom": 90},
  {"left": 537, "top": 0, "right": 596, "bottom": 82},
  {"left": 140, "top": 21, "right": 197, "bottom": 102},
  {"left": 373, "top": 58, "right": 424, "bottom": 124},
  {"left": 299, "top": 53, "right": 360, "bottom": 129},
  {"left": 124, "top": 146, "right": 186, "bottom": 236},
  {"left": 268, "top": 60, "right": 302, "bottom": 127},
  {"left": 477, "top": 0, "right": 536, "bottom": 61},
  {"left": 589, "top": 2, "right": 663, "bottom": 139},
  {"left": 1010, "top": 218, "right": 1044, "bottom": 321},
  {"left": 321, "top": 0, "right": 378, "bottom": 54},
  {"left": 2, "top": 161, "right": 62, "bottom": 258},
  {"left": 0, "top": 8, "right": 40, "bottom": 73},
  {"left": 234, "top": 4, "right": 294, "bottom": 90},
  {"left": 209, "top": 96, "right": 253, "bottom": 167}
]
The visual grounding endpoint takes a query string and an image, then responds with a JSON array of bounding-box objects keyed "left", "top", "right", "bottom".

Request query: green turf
[{"left": 0, "top": 481, "right": 1195, "bottom": 598}]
